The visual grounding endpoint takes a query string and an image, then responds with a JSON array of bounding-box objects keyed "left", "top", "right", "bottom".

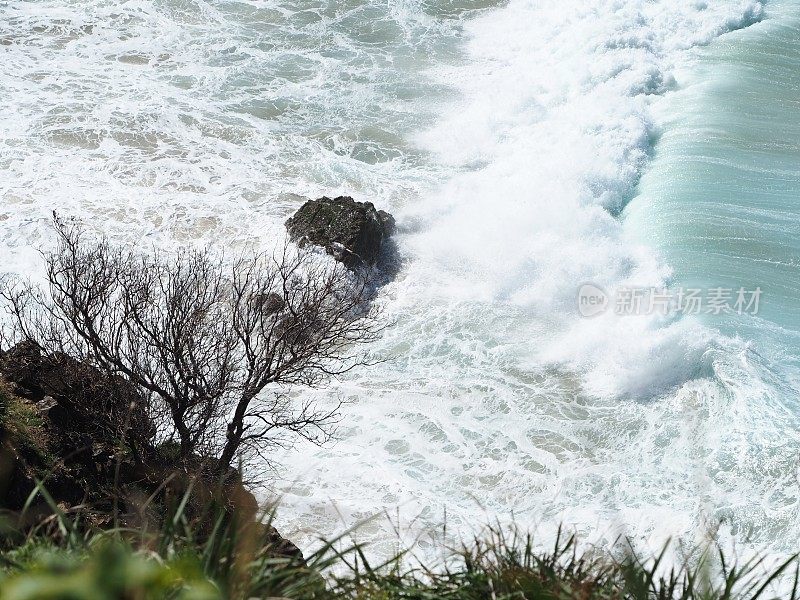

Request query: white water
[{"left": 2, "top": 0, "right": 798, "bottom": 563}]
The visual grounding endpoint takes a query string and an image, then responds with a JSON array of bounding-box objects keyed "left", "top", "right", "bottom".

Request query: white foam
[
  {"left": 3, "top": 0, "right": 794, "bottom": 568},
  {"left": 273, "top": 0, "right": 784, "bottom": 561}
]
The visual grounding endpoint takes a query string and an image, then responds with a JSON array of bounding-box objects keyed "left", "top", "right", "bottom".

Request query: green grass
[
  {"left": 0, "top": 383, "right": 53, "bottom": 468},
  {"left": 0, "top": 485, "right": 797, "bottom": 600},
  {"left": 0, "top": 441, "right": 794, "bottom": 600},
  {"left": 0, "top": 435, "right": 795, "bottom": 599},
  {"left": 0, "top": 541, "right": 218, "bottom": 599},
  {"left": 327, "top": 526, "right": 799, "bottom": 600}
]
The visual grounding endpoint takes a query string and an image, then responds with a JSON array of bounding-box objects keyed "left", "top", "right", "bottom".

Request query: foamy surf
[
  {"left": 273, "top": 0, "right": 791, "bottom": 560},
  {"left": 1, "top": 0, "right": 798, "bottom": 569}
]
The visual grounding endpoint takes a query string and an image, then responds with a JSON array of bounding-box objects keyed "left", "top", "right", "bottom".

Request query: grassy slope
[
  {"left": 0, "top": 508, "right": 797, "bottom": 600},
  {"left": 0, "top": 381, "right": 796, "bottom": 599},
  {"left": 0, "top": 396, "right": 794, "bottom": 598}
]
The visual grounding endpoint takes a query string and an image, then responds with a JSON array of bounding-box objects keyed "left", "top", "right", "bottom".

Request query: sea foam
[{"left": 0, "top": 0, "right": 791, "bottom": 566}]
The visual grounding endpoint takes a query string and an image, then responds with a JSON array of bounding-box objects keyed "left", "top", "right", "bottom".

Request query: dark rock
[
  {"left": 0, "top": 343, "right": 154, "bottom": 458},
  {"left": 0, "top": 380, "right": 85, "bottom": 518},
  {"left": 0, "top": 344, "right": 303, "bottom": 563},
  {"left": 0, "top": 343, "right": 155, "bottom": 523},
  {"left": 225, "top": 481, "right": 304, "bottom": 561},
  {"left": 378, "top": 209, "right": 396, "bottom": 236},
  {"left": 252, "top": 292, "right": 285, "bottom": 315},
  {"left": 1, "top": 341, "right": 45, "bottom": 399},
  {"left": 285, "top": 196, "right": 395, "bottom": 269},
  {"left": 260, "top": 522, "right": 305, "bottom": 562}
]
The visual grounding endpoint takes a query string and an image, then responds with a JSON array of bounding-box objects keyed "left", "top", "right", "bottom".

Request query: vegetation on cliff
[
  {"left": 0, "top": 505, "right": 797, "bottom": 600},
  {"left": 0, "top": 217, "right": 796, "bottom": 599}
]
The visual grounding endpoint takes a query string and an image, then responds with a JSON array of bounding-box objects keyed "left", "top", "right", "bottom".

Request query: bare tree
[{"left": 0, "top": 217, "right": 382, "bottom": 474}]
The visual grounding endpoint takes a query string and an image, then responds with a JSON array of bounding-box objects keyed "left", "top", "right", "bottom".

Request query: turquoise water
[
  {"left": 622, "top": 5, "right": 800, "bottom": 554},
  {"left": 3, "top": 0, "right": 798, "bottom": 564},
  {"left": 627, "top": 1, "right": 800, "bottom": 361}
]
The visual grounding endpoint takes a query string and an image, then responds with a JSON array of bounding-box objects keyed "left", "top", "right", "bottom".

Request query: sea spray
[{"left": 0, "top": 0, "right": 795, "bottom": 568}]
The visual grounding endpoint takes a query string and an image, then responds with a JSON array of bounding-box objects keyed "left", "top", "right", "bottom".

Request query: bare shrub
[{"left": 0, "top": 217, "right": 382, "bottom": 474}]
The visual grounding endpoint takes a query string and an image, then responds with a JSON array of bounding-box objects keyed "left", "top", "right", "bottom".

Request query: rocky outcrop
[
  {"left": 0, "top": 343, "right": 303, "bottom": 562},
  {"left": 285, "top": 196, "right": 395, "bottom": 269},
  {"left": 1, "top": 341, "right": 154, "bottom": 457}
]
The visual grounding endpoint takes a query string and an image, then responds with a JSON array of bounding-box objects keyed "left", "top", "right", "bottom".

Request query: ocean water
[
  {"left": 1, "top": 0, "right": 799, "bottom": 563},
  {"left": 627, "top": 0, "right": 800, "bottom": 379}
]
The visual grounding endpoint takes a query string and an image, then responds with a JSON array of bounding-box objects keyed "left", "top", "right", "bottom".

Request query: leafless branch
[{"left": 0, "top": 216, "right": 382, "bottom": 475}]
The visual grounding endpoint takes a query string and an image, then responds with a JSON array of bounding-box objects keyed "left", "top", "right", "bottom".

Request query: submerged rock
[{"left": 285, "top": 196, "right": 395, "bottom": 269}]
